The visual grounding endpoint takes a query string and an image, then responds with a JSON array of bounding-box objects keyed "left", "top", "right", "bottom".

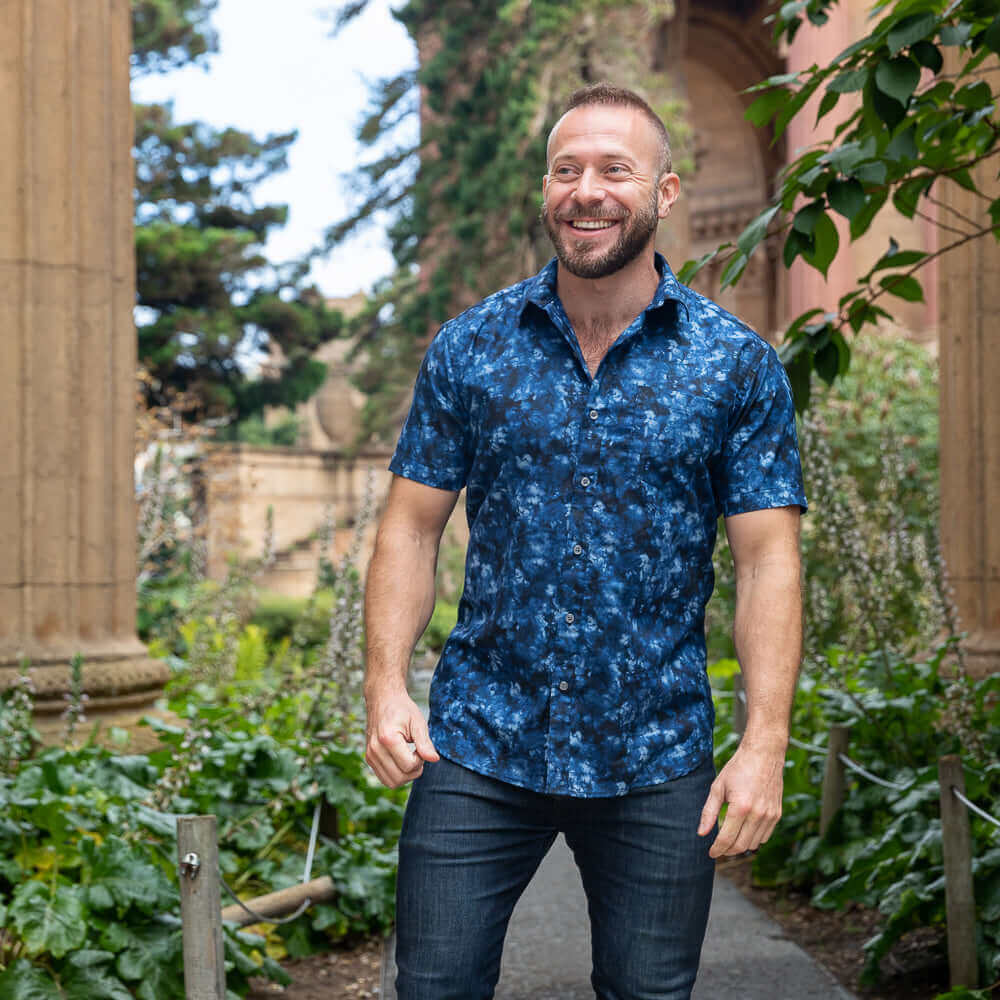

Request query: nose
[{"left": 573, "top": 166, "right": 606, "bottom": 207}]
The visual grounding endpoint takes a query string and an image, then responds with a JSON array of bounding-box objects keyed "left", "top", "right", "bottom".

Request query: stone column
[
  {"left": 0, "top": 0, "right": 169, "bottom": 737},
  {"left": 937, "top": 55, "right": 1000, "bottom": 679}
]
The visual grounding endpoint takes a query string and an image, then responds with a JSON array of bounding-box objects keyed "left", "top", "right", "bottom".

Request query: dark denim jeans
[{"left": 395, "top": 755, "right": 716, "bottom": 1000}]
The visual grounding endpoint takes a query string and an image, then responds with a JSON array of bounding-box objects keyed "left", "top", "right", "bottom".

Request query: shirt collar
[{"left": 520, "top": 252, "right": 691, "bottom": 323}]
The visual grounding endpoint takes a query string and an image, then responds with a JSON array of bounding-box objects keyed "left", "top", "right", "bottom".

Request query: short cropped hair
[{"left": 548, "top": 82, "right": 673, "bottom": 176}]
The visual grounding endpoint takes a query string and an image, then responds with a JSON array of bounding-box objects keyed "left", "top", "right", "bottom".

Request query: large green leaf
[
  {"left": 879, "top": 274, "right": 924, "bottom": 302},
  {"left": 82, "top": 836, "right": 175, "bottom": 913},
  {"left": 110, "top": 923, "right": 183, "bottom": 999},
  {"left": 802, "top": 210, "right": 840, "bottom": 278},
  {"left": 875, "top": 56, "right": 921, "bottom": 104},
  {"left": 62, "top": 963, "right": 134, "bottom": 1000},
  {"left": 887, "top": 11, "right": 937, "bottom": 55},
  {"left": 0, "top": 960, "right": 63, "bottom": 999},
  {"left": 737, "top": 205, "right": 780, "bottom": 258},
  {"left": 9, "top": 881, "right": 87, "bottom": 958},
  {"left": 827, "top": 178, "right": 866, "bottom": 220}
]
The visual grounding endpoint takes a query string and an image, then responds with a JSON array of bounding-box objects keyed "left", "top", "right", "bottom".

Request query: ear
[
  {"left": 542, "top": 173, "right": 550, "bottom": 198},
  {"left": 657, "top": 172, "right": 681, "bottom": 219}
]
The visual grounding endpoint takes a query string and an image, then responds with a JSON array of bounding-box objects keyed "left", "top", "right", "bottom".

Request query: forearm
[
  {"left": 363, "top": 522, "right": 439, "bottom": 701},
  {"left": 732, "top": 552, "right": 803, "bottom": 753}
]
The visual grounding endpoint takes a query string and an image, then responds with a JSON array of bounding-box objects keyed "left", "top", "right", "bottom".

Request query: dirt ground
[{"left": 248, "top": 860, "right": 997, "bottom": 998}]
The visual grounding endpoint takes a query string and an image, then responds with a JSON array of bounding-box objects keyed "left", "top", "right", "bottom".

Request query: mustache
[{"left": 553, "top": 208, "right": 627, "bottom": 222}]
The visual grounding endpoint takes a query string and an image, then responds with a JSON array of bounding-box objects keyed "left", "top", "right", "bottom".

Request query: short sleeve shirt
[{"left": 389, "top": 254, "right": 808, "bottom": 797}]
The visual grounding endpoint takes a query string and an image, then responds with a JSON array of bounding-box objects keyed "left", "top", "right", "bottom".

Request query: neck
[{"left": 556, "top": 246, "right": 660, "bottom": 332}]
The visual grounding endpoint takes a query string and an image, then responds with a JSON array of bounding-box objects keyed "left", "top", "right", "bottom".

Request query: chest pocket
[{"left": 601, "top": 390, "right": 723, "bottom": 487}]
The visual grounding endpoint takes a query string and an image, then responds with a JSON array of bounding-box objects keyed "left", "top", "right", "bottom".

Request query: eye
[
  {"left": 606, "top": 164, "right": 629, "bottom": 176},
  {"left": 553, "top": 165, "right": 577, "bottom": 178}
]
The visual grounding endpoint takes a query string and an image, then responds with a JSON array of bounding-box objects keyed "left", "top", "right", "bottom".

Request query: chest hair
[{"left": 575, "top": 320, "right": 625, "bottom": 377}]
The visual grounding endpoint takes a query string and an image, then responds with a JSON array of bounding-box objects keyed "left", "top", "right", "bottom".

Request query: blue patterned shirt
[{"left": 389, "top": 254, "right": 808, "bottom": 797}]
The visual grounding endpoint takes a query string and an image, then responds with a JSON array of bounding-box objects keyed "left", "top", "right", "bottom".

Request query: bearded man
[{"left": 364, "top": 82, "right": 808, "bottom": 1000}]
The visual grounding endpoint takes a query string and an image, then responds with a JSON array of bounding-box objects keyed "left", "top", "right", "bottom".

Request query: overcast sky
[{"left": 131, "top": 0, "right": 417, "bottom": 299}]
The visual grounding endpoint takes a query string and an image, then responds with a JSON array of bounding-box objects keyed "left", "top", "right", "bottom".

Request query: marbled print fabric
[{"left": 389, "top": 254, "right": 808, "bottom": 797}]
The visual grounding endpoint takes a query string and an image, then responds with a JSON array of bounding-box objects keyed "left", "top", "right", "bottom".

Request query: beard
[{"left": 542, "top": 188, "right": 659, "bottom": 279}]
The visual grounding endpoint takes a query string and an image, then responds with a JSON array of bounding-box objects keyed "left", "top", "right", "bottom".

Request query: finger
[
  {"left": 379, "top": 730, "right": 425, "bottom": 776},
  {"left": 410, "top": 714, "right": 440, "bottom": 762},
  {"left": 367, "top": 747, "right": 423, "bottom": 789},
  {"left": 698, "top": 780, "right": 725, "bottom": 836},
  {"left": 709, "top": 807, "right": 748, "bottom": 858}
]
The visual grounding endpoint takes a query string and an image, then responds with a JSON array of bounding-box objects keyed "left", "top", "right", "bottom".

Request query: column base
[
  {"left": 0, "top": 649, "right": 172, "bottom": 749},
  {"left": 960, "top": 630, "right": 1000, "bottom": 680}
]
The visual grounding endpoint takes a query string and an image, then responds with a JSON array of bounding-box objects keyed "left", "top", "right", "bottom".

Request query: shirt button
[
  {"left": 558, "top": 680, "right": 569, "bottom": 692},
  {"left": 580, "top": 475, "right": 591, "bottom": 487},
  {"left": 565, "top": 612, "right": 575, "bottom": 625},
  {"left": 572, "top": 543, "right": 583, "bottom": 555},
  {"left": 589, "top": 409, "right": 598, "bottom": 420}
]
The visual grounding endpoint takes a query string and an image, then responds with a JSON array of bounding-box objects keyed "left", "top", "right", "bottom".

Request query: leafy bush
[
  {"left": 712, "top": 641, "right": 1000, "bottom": 991},
  {"left": 706, "top": 332, "right": 940, "bottom": 663}
]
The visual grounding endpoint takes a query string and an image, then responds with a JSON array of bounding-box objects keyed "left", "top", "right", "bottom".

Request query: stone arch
[{"left": 656, "top": 2, "right": 785, "bottom": 337}]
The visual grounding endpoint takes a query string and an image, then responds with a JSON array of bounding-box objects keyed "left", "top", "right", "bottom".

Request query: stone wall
[{"left": 202, "top": 445, "right": 394, "bottom": 597}]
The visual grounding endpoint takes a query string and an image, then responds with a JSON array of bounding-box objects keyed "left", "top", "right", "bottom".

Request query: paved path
[{"left": 380, "top": 834, "right": 855, "bottom": 999}]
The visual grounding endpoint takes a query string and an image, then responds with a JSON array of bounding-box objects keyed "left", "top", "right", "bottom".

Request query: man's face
[{"left": 541, "top": 105, "right": 678, "bottom": 280}]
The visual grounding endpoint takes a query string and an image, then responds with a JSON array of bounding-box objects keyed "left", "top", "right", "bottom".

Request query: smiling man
[{"left": 364, "top": 83, "right": 808, "bottom": 1000}]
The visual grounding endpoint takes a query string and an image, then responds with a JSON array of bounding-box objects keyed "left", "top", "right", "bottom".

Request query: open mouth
[{"left": 565, "top": 219, "right": 620, "bottom": 232}]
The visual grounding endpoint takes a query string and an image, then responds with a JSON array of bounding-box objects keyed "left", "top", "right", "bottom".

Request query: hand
[
  {"left": 697, "top": 743, "right": 785, "bottom": 859},
  {"left": 364, "top": 689, "right": 440, "bottom": 788}
]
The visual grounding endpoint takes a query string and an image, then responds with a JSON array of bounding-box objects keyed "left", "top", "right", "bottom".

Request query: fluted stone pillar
[
  {"left": 937, "top": 54, "right": 1000, "bottom": 679},
  {"left": 0, "top": 0, "right": 169, "bottom": 737}
]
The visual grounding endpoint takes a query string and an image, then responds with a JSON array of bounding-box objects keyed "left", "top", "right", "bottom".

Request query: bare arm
[
  {"left": 698, "top": 505, "right": 803, "bottom": 857},
  {"left": 363, "top": 474, "right": 459, "bottom": 788}
]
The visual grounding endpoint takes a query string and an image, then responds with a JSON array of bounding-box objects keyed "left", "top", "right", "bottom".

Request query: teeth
[{"left": 569, "top": 220, "right": 616, "bottom": 230}]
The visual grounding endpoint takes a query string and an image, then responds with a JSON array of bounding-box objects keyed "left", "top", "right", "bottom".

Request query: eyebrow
[{"left": 550, "top": 148, "right": 638, "bottom": 166}]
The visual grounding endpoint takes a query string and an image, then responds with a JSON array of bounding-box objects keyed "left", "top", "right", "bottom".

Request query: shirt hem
[
  {"left": 388, "top": 457, "right": 465, "bottom": 493},
  {"left": 430, "top": 736, "right": 715, "bottom": 798},
  {"left": 721, "top": 489, "right": 808, "bottom": 518}
]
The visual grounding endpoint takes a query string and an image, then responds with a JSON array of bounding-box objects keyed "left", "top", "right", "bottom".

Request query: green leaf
[
  {"left": 10, "top": 881, "right": 87, "bottom": 958},
  {"left": 868, "top": 78, "right": 907, "bottom": 129},
  {"left": 112, "top": 924, "right": 183, "bottom": 999},
  {"left": 816, "top": 89, "right": 840, "bottom": 123},
  {"left": 940, "top": 21, "right": 972, "bottom": 46},
  {"left": 783, "top": 228, "right": 812, "bottom": 268},
  {"left": 746, "top": 89, "right": 789, "bottom": 127},
  {"left": 719, "top": 251, "right": 749, "bottom": 289},
  {"left": 885, "top": 124, "right": 918, "bottom": 163},
  {"left": 954, "top": 80, "right": 993, "bottom": 109},
  {"left": 875, "top": 56, "right": 921, "bottom": 104},
  {"left": 814, "top": 340, "right": 840, "bottom": 385},
  {"left": 910, "top": 39, "right": 943, "bottom": 71},
  {"left": 676, "top": 248, "right": 722, "bottom": 284},
  {"left": 892, "top": 175, "right": 930, "bottom": 218},
  {"left": 887, "top": 12, "right": 937, "bottom": 55},
  {"left": 0, "top": 960, "right": 63, "bottom": 999},
  {"left": 827, "top": 178, "right": 866, "bottom": 220},
  {"left": 783, "top": 351, "right": 812, "bottom": 412},
  {"left": 879, "top": 274, "right": 924, "bottom": 302},
  {"left": 828, "top": 68, "right": 869, "bottom": 93},
  {"left": 802, "top": 210, "right": 839, "bottom": 278},
  {"left": 63, "top": 963, "right": 134, "bottom": 1000},
  {"left": 82, "top": 836, "right": 175, "bottom": 913},
  {"left": 869, "top": 247, "right": 927, "bottom": 275},
  {"left": 737, "top": 205, "right": 780, "bottom": 258},
  {"left": 984, "top": 16, "right": 1000, "bottom": 55},
  {"left": 793, "top": 200, "right": 826, "bottom": 236}
]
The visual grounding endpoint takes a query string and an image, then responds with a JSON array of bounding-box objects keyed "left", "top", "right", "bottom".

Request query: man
[{"left": 364, "top": 82, "right": 807, "bottom": 1000}]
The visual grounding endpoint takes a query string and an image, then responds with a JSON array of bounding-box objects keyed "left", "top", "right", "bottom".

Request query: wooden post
[
  {"left": 178, "top": 815, "right": 226, "bottom": 1000},
  {"left": 820, "top": 724, "right": 850, "bottom": 836},
  {"left": 732, "top": 673, "right": 747, "bottom": 736},
  {"left": 938, "top": 755, "right": 979, "bottom": 989}
]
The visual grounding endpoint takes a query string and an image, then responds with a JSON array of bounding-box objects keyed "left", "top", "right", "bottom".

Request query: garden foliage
[
  {"left": 0, "top": 466, "right": 400, "bottom": 997},
  {"left": 709, "top": 338, "right": 1000, "bottom": 995}
]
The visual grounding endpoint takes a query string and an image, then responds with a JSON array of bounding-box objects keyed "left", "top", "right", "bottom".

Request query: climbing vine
[{"left": 330, "top": 0, "right": 691, "bottom": 440}]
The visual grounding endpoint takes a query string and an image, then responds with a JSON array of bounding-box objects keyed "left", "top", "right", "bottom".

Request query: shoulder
[
  {"left": 681, "top": 286, "right": 769, "bottom": 355},
  {"left": 437, "top": 275, "right": 536, "bottom": 345}
]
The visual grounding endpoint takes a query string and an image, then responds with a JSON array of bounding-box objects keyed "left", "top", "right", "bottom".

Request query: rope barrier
[
  {"left": 219, "top": 800, "right": 323, "bottom": 926},
  {"left": 952, "top": 786, "right": 1000, "bottom": 831},
  {"left": 836, "top": 752, "right": 914, "bottom": 792}
]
